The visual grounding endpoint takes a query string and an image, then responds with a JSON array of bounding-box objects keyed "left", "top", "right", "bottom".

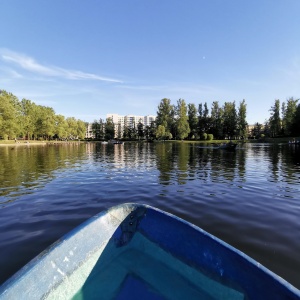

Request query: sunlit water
[{"left": 0, "top": 142, "right": 299, "bottom": 289}]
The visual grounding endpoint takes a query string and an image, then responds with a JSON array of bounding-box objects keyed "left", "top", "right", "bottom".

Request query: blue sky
[{"left": 1, "top": 1, "right": 300, "bottom": 124}]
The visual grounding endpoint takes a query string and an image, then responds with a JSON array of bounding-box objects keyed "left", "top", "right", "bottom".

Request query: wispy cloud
[
  {"left": 0, "top": 49, "right": 123, "bottom": 83},
  {"left": 118, "top": 81, "right": 229, "bottom": 101}
]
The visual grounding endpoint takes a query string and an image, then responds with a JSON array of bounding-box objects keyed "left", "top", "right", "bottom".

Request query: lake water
[{"left": 0, "top": 142, "right": 299, "bottom": 289}]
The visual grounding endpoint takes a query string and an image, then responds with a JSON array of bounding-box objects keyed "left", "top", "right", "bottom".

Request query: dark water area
[{"left": 0, "top": 142, "right": 300, "bottom": 289}]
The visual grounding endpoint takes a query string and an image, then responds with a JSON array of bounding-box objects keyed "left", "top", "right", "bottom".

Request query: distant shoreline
[
  {"left": 0, "top": 141, "right": 83, "bottom": 146},
  {"left": 0, "top": 137, "right": 296, "bottom": 146}
]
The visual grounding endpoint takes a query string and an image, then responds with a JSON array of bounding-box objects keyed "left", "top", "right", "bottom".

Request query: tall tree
[
  {"left": 77, "top": 120, "right": 87, "bottom": 139},
  {"left": 92, "top": 120, "right": 101, "bottom": 139},
  {"left": 156, "top": 125, "right": 166, "bottom": 140},
  {"left": 203, "top": 102, "right": 210, "bottom": 133},
  {"left": 55, "top": 114, "right": 67, "bottom": 139},
  {"left": 156, "top": 98, "right": 175, "bottom": 139},
  {"left": 210, "top": 101, "right": 223, "bottom": 139},
  {"left": 0, "top": 91, "right": 21, "bottom": 139},
  {"left": 0, "top": 90, "right": 87, "bottom": 141},
  {"left": 92, "top": 118, "right": 105, "bottom": 140},
  {"left": 252, "top": 122, "right": 263, "bottom": 139},
  {"left": 137, "top": 120, "right": 144, "bottom": 140},
  {"left": 129, "top": 121, "right": 137, "bottom": 139},
  {"left": 269, "top": 99, "right": 281, "bottom": 137},
  {"left": 198, "top": 103, "right": 204, "bottom": 135},
  {"left": 66, "top": 117, "right": 78, "bottom": 139},
  {"left": 20, "top": 99, "right": 39, "bottom": 139},
  {"left": 223, "top": 101, "right": 237, "bottom": 139},
  {"left": 187, "top": 103, "right": 198, "bottom": 139},
  {"left": 117, "top": 122, "right": 123, "bottom": 139},
  {"left": 99, "top": 119, "right": 105, "bottom": 140},
  {"left": 282, "top": 97, "right": 298, "bottom": 136},
  {"left": 35, "top": 106, "right": 56, "bottom": 140},
  {"left": 281, "top": 102, "right": 286, "bottom": 135},
  {"left": 237, "top": 99, "right": 248, "bottom": 139},
  {"left": 176, "top": 99, "right": 190, "bottom": 140},
  {"left": 291, "top": 103, "right": 300, "bottom": 136},
  {"left": 146, "top": 121, "right": 156, "bottom": 140},
  {"left": 123, "top": 124, "right": 129, "bottom": 139},
  {"left": 105, "top": 117, "right": 115, "bottom": 140}
]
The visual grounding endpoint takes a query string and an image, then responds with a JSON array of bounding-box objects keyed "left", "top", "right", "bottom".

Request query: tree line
[
  {"left": 91, "top": 117, "right": 157, "bottom": 141},
  {"left": 0, "top": 90, "right": 86, "bottom": 140},
  {"left": 92, "top": 97, "right": 300, "bottom": 141},
  {"left": 155, "top": 98, "right": 248, "bottom": 140},
  {"left": 2, "top": 88, "right": 299, "bottom": 141},
  {"left": 157, "top": 97, "right": 300, "bottom": 140},
  {"left": 263, "top": 98, "right": 300, "bottom": 138},
  {"left": 92, "top": 98, "right": 249, "bottom": 141}
]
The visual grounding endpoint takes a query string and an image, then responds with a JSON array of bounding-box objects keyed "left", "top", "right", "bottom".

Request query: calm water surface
[{"left": 0, "top": 142, "right": 299, "bottom": 289}]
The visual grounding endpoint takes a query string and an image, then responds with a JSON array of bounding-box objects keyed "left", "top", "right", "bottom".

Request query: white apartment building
[
  {"left": 85, "top": 123, "right": 95, "bottom": 139},
  {"left": 106, "top": 113, "right": 156, "bottom": 137},
  {"left": 143, "top": 115, "right": 156, "bottom": 127},
  {"left": 106, "top": 114, "right": 155, "bottom": 127},
  {"left": 85, "top": 114, "right": 156, "bottom": 139}
]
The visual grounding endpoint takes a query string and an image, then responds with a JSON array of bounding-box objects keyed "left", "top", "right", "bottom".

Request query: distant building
[
  {"left": 106, "top": 113, "right": 156, "bottom": 138},
  {"left": 85, "top": 123, "right": 95, "bottom": 139},
  {"left": 85, "top": 114, "right": 156, "bottom": 139},
  {"left": 143, "top": 115, "right": 156, "bottom": 127},
  {"left": 247, "top": 124, "right": 266, "bottom": 138}
]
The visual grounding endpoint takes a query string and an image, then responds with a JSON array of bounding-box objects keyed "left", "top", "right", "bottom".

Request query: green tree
[
  {"left": 156, "top": 98, "right": 175, "bottom": 139},
  {"left": 188, "top": 103, "right": 198, "bottom": 139},
  {"left": 252, "top": 122, "right": 263, "bottom": 139},
  {"left": 54, "top": 114, "right": 68, "bottom": 139},
  {"left": 203, "top": 102, "right": 210, "bottom": 133},
  {"left": 146, "top": 121, "right": 156, "bottom": 140},
  {"left": 20, "top": 99, "right": 39, "bottom": 140},
  {"left": 237, "top": 99, "right": 248, "bottom": 139},
  {"left": 281, "top": 102, "right": 286, "bottom": 135},
  {"left": 198, "top": 103, "right": 203, "bottom": 135},
  {"left": 198, "top": 102, "right": 211, "bottom": 136},
  {"left": 35, "top": 106, "right": 56, "bottom": 140},
  {"left": 210, "top": 101, "right": 223, "bottom": 139},
  {"left": 282, "top": 97, "right": 298, "bottom": 136},
  {"left": 77, "top": 120, "right": 86, "bottom": 139},
  {"left": 263, "top": 121, "right": 271, "bottom": 137},
  {"left": 176, "top": 99, "right": 190, "bottom": 140},
  {"left": 291, "top": 103, "right": 300, "bottom": 136},
  {"left": 269, "top": 99, "right": 281, "bottom": 137},
  {"left": 0, "top": 90, "right": 21, "bottom": 139},
  {"left": 207, "top": 133, "right": 214, "bottom": 140},
  {"left": 99, "top": 119, "right": 105, "bottom": 140},
  {"left": 105, "top": 117, "right": 115, "bottom": 140},
  {"left": 156, "top": 125, "right": 166, "bottom": 140},
  {"left": 92, "top": 119, "right": 105, "bottom": 140},
  {"left": 117, "top": 122, "right": 122, "bottom": 139},
  {"left": 92, "top": 120, "right": 101, "bottom": 139},
  {"left": 223, "top": 101, "right": 237, "bottom": 139},
  {"left": 137, "top": 120, "right": 144, "bottom": 140},
  {"left": 65, "top": 117, "right": 78, "bottom": 139},
  {"left": 123, "top": 124, "right": 129, "bottom": 139},
  {"left": 128, "top": 123, "right": 137, "bottom": 140}
]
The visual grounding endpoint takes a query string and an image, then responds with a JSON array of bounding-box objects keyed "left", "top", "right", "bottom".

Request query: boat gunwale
[{"left": 0, "top": 203, "right": 299, "bottom": 299}]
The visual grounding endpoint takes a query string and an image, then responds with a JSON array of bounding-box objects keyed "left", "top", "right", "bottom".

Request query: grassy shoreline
[
  {"left": 0, "top": 137, "right": 296, "bottom": 146},
  {"left": 0, "top": 140, "right": 83, "bottom": 146}
]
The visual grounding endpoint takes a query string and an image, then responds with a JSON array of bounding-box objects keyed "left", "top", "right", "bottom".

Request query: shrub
[
  {"left": 201, "top": 133, "right": 207, "bottom": 140},
  {"left": 207, "top": 134, "right": 214, "bottom": 140}
]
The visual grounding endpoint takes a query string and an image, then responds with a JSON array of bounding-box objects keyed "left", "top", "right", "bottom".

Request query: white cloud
[{"left": 0, "top": 49, "right": 123, "bottom": 83}]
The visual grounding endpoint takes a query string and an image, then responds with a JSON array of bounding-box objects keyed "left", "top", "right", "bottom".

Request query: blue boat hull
[{"left": 0, "top": 203, "right": 299, "bottom": 299}]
